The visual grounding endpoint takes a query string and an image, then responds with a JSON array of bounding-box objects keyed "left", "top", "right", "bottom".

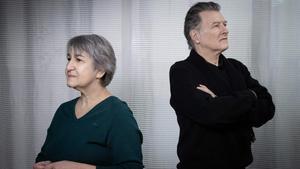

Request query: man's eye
[{"left": 213, "top": 24, "right": 219, "bottom": 28}]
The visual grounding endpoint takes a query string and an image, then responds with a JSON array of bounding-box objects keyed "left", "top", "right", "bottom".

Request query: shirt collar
[{"left": 187, "top": 49, "right": 225, "bottom": 70}]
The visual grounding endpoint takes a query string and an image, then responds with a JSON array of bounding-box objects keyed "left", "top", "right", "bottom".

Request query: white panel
[{"left": 1, "top": 0, "right": 300, "bottom": 169}]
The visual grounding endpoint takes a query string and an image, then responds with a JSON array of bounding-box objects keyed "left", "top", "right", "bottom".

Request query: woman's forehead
[
  {"left": 68, "top": 46, "right": 83, "bottom": 54},
  {"left": 68, "top": 47, "right": 91, "bottom": 57}
]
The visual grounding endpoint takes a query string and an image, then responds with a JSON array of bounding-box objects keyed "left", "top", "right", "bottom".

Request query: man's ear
[
  {"left": 190, "top": 29, "right": 201, "bottom": 44},
  {"left": 96, "top": 71, "right": 105, "bottom": 79}
]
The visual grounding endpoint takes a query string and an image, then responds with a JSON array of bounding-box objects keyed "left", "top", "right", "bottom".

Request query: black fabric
[{"left": 169, "top": 49, "right": 275, "bottom": 169}]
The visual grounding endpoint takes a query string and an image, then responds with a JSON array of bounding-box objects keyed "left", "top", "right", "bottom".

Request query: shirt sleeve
[
  {"left": 96, "top": 106, "right": 144, "bottom": 169},
  {"left": 229, "top": 59, "right": 275, "bottom": 127},
  {"left": 35, "top": 104, "right": 63, "bottom": 163},
  {"left": 170, "top": 60, "right": 275, "bottom": 129},
  {"left": 170, "top": 63, "right": 258, "bottom": 129}
]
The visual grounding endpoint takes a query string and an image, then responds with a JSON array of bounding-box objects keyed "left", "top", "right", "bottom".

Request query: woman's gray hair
[
  {"left": 184, "top": 2, "right": 220, "bottom": 49},
  {"left": 67, "top": 34, "right": 116, "bottom": 87}
]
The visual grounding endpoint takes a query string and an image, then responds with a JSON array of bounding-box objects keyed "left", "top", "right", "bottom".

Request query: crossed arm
[
  {"left": 197, "top": 84, "right": 217, "bottom": 98},
  {"left": 169, "top": 61, "right": 275, "bottom": 128}
]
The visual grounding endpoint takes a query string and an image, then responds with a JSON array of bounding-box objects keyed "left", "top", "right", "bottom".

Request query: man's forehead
[{"left": 199, "top": 11, "right": 226, "bottom": 23}]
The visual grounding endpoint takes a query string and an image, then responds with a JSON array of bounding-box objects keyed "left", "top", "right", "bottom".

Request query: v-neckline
[{"left": 72, "top": 96, "right": 114, "bottom": 120}]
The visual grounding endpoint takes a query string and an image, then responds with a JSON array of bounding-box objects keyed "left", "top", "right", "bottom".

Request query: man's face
[{"left": 196, "top": 10, "right": 229, "bottom": 53}]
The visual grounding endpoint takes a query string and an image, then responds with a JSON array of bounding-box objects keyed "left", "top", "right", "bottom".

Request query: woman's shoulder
[
  {"left": 58, "top": 97, "right": 79, "bottom": 109},
  {"left": 107, "top": 96, "right": 140, "bottom": 130},
  {"left": 106, "top": 96, "right": 132, "bottom": 114},
  {"left": 104, "top": 96, "right": 138, "bottom": 122},
  {"left": 52, "top": 97, "right": 78, "bottom": 118}
]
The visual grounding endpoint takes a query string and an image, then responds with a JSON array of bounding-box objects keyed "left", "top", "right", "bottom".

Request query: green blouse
[{"left": 36, "top": 96, "right": 143, "bottom": 169}]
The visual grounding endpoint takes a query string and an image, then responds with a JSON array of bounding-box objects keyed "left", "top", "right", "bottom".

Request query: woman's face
[{"left": 65, "top": 49, "right": 103, "bottom": 90}]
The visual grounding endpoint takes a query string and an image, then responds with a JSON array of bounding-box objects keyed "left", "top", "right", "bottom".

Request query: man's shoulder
[
  {"left": 227, "top": 57, "right": 241, "bottom": 64},
  {"left": 226, "top": 58, "right": 247, "bottom": 68},
  {"left": 170, "top": 58, "right": 191, "bottom": 70}
]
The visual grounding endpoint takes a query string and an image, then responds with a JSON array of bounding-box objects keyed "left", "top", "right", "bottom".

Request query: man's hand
[{"left": 197, "top": 84, "right": 217, "bottom": 98}]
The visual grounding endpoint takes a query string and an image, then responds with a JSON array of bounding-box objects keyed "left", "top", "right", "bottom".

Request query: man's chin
[{"left": 221, "top": 46, "right": 229, "bottom": 53}]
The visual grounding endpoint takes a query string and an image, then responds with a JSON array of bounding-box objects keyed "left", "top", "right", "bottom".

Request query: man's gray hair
[
  {"left": 67, "top": 34, "right": 116, "bottom": 87},
  {"left": 184, "top": 2, "right": 221, "bottom": 49}
]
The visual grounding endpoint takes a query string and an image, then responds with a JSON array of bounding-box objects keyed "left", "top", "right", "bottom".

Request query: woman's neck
[
  {"left": 79, "top": 87, "right": 111, "bottom": 107},
  {"left": 74, "top": 84, "right": 111, "bottom": 119}
]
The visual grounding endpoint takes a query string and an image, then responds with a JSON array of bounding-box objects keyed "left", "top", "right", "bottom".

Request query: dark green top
[{"left": 36, "top": 96, "right": 143, "bottom": 169}]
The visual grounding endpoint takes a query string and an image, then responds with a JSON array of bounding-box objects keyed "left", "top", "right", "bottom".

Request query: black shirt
[{"left": 169, "top": 49, "right": 275, "bottom": 169}]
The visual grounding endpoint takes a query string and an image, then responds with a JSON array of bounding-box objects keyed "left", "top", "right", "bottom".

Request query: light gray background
[{"left": 0, "top": 0, "right": 299, "bottom": 168}]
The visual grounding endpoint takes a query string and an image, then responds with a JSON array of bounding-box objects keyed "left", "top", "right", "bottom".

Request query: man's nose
[{"left": 222, "top": 24, "right": 229, "bottom": 34}]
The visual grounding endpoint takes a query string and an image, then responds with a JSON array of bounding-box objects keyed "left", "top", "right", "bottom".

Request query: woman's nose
[{"left": 66, "top": 59, "right": 75, "bottom": 70}]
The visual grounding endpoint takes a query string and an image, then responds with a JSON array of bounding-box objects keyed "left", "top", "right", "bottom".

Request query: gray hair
[
  {"left": 67, "top": 34, "right": 116, "bottom": 87},
  {"left": 184, "top": 2, "right": 221, "bottom": 49}
]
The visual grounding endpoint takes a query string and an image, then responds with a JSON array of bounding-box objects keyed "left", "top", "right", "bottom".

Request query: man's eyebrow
[{"left": 211, "top": 20, "right": 227, "bottom": 24}]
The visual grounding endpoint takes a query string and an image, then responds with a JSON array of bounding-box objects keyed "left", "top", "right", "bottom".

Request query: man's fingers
[{"left": 196, "top": 84, "right": 216, "bottom": 98}]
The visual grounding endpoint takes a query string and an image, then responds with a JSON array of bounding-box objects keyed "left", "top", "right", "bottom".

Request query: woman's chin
[{"left": 66, "top": 83, "right": 76, "bottom": 88}]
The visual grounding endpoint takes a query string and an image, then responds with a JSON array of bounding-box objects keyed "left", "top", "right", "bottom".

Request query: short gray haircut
[
  {"left": 184, "top": 2, "right": 221, "bottom": 49},
  {"left": 67, "top": 34, "right": 116, "bottom": 87}
]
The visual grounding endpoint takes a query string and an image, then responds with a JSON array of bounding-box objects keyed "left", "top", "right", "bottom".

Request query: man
[{"left": 169, "top": 2, "right": 275, "bottom": 169}]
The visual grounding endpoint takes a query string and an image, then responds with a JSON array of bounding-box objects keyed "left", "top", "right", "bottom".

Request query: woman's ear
[{"left": 96, "top": 71, "right": 105, "bottom": 79}]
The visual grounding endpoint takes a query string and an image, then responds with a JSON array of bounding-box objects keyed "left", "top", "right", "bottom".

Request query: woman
[{"left": 33, "top": 34, "right": 143, "bottom": 169}]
